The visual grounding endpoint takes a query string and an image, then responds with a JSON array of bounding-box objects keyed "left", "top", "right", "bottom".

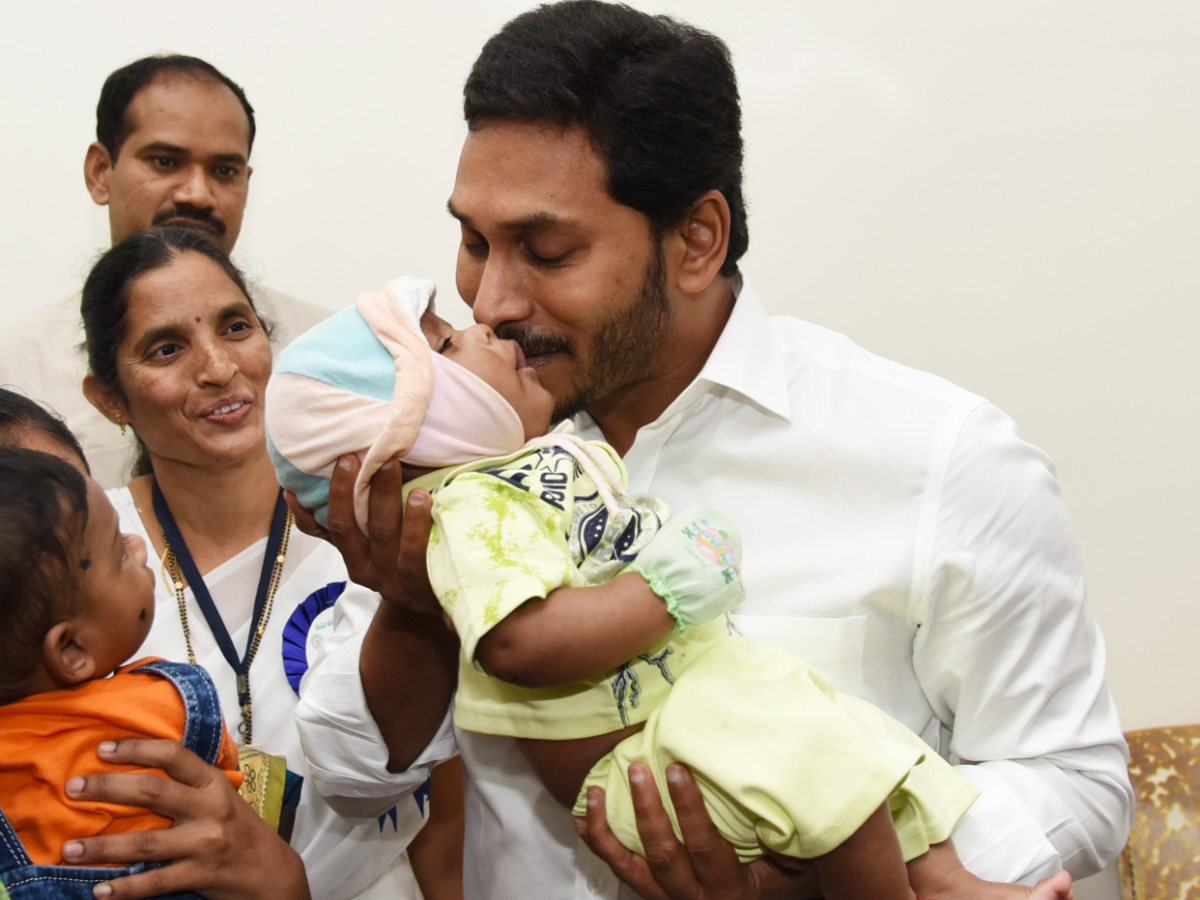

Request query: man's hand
[
  {"left": 292, "top": 455, "right": 458, "bottom": 771},
  {"left": 286, "top": 454, "right": 439, "bottom": 615},
  {"left": 575, "top": 762, "right": 820, "bottom": 900},
  {"left": 62, "top": 739, "right": 310, "bottom": 900}
]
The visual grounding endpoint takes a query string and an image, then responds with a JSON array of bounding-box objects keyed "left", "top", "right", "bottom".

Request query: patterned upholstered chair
[{"left": 1119, "top": 725, "right": 1200, "bottom": 900}]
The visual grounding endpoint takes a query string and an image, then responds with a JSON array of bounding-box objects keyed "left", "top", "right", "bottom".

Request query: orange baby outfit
[{"left": 0, "top": 657, "right": 241, "bottom": 865}]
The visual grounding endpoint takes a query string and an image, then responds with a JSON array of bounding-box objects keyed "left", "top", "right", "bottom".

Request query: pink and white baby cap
[{"left": 265, "top": 276, "right": 527, "bottom": 531}]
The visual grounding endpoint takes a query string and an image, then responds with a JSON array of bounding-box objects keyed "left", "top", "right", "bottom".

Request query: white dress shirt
[
  {"left": 0, "top": 285, "right": 328, "bottom": 488},
  {"left": 296, "top": 277, "right": 1132, "bottom": 899}
]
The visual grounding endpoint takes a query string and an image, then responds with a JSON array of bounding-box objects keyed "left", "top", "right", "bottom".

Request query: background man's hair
[
  {"left": 464, "top": 0, "right": 748, "bottom": 275},
  {"left": 96, "top": 54, "right": 256, "bottom": 161}
]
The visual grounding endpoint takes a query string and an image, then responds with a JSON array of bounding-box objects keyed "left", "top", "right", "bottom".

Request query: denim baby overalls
[{"left": 0, "top": 660, "right": 224, "bottom": 900}]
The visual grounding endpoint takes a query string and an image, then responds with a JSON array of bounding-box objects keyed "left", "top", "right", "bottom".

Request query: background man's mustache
[{"left": 152, "top": 205, "right": 227, "bottom": 236}]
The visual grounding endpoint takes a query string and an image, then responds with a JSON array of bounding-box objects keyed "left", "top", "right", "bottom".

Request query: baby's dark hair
[
  {"left": 0, "top": 447, "right": 91, "bottom": 704},
  {"left": 0, "top": 388, "right": 89, "bottom": 472}
]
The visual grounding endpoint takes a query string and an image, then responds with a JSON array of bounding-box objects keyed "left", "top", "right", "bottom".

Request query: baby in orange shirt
[{"left": 0, "top": 446, "right": 239, "bottom": 897}]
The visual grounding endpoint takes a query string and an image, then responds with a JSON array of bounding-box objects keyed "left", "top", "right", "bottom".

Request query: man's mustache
[
  {"left": 152, "top": 204, "right": 227, "bottom": 236},
  {"left": 496, "top": 325, "right": 572, "bottom": 357}
]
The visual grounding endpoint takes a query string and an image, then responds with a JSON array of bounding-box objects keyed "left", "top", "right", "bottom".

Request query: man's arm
[
  {"left": 580, "top": 403, "right": 1130, "bottom": 897},
  {"left": 914, "top": 401, "right": 1132, "bottom": 880},
  {"left": 290, "top": 456, "right": 458, "bottom": 811}
]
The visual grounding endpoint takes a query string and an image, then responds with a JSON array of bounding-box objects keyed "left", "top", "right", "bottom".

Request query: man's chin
[{"left": 552, "top": 387, "right": 589, "bottom": 422}]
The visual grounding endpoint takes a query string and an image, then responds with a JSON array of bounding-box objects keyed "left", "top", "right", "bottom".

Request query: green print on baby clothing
[{"left": 426, "top": 443, "right": 728, "bottom": 741}]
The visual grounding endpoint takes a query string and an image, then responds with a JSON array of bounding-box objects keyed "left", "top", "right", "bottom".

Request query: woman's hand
[
  {"left": 285, "top": 455, "right": 439, "bottom": 615},
  {"left": 574, "top": 762, "right": 819, "bottom": 900},
  {"left": 62, "top": 739, "right": 310, "bottom": 900}
]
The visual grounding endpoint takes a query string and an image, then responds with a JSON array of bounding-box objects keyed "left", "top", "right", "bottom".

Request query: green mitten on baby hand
[{"left": 630, "top": 506, "right": 745, "bottom": 631}]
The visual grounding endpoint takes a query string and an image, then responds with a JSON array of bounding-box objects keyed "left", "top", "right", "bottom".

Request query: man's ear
[
  {"left": 82, "top": 374, "right": 126, "bottom": 427},
  {"left": 669, "top": 189, "right": 732, "bottom": 295},
  {"left": 84, "top": 142, "right": 114, "bottom": 207},
  {"left": 43, "top": 621, "right": 97, "bottom": 687}
]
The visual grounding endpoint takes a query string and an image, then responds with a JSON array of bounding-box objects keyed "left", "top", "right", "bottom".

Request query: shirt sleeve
[
  {"left": 294, "top": 580, "right": 456, "bottom": 819},
  {"left": 428, "top": 470, "right": 577, "bottom": 669},
  {"left": 913, "top": 401, "right": 1133, "bottom": 881}
]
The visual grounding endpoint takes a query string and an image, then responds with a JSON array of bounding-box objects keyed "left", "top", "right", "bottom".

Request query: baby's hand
[{"left": 630, "top": 507, "right": 745, "bottom": 630}]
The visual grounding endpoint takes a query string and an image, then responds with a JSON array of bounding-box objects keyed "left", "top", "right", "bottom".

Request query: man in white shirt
[
  {"left": 294, "top": 2, "right": 1133, "bottom": 898},
  {"left": 0, "top": 55, "right": 327, "bottom": 487}
]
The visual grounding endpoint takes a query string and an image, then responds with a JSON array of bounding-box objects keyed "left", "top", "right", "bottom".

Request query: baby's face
[
  {"left": 419, "top": 309, "right": 556, "bottom": 440},
  {"left": 71, "top": 478, "right": 156, "bottom": 676}
]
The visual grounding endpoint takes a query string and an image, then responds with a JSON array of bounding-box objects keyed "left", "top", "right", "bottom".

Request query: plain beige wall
[{"left": 1, "top": 9, "right": 1196, "bottom": 895}]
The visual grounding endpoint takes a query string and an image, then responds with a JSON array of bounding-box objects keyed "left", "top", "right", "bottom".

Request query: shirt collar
[{"left": 667, "top": 274, "right": 793, "bottom": 422}]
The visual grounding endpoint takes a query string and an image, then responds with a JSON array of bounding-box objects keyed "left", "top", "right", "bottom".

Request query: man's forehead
[
  {"left": 122, "top": 73, "right": 251, "bottom": 154},
  {"left": 450, "top": 123, "right": 614, "bottom": 226}
]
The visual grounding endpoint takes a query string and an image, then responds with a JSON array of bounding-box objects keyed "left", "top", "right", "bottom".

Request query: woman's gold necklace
[{"left": 153, "top": 480, "right": 292, "bottom": 746}]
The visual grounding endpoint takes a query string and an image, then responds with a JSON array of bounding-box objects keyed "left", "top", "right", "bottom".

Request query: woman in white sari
[{"left": 50, "top": 226, "right": 461, "bottom": 900}]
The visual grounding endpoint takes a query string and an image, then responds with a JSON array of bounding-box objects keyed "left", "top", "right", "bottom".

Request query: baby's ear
[{"left": 43, "top": 621, "right": 97, "bottom": 687}]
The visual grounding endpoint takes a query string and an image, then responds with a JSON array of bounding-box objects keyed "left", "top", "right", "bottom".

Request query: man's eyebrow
[
  {"left": 446, "top": 200, "right": 570, "bottom": 233},
  {"left": 137, "top": 141, "right": 188, "bottom": 156},
  {"left": 138, "top": 141, "right": 248, "bottom": 167}
]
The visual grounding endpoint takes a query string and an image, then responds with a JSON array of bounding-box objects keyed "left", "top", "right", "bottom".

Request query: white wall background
[{"left": 2, "top": 6, "right": 1197, "bottom": 891}]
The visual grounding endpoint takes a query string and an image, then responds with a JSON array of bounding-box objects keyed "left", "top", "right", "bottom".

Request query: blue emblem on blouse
[{"left": 282, "top": 581, "right": 347, "bottom": 694}]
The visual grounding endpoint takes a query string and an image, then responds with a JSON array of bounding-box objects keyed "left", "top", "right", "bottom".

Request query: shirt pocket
[{"left": 729, "top": 613, "right": 867, "bottom": 697}]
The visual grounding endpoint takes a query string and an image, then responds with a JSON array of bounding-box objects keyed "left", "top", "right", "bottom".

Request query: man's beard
[{"left": 497, "top": 246, "right": 670, "bottom": 422}]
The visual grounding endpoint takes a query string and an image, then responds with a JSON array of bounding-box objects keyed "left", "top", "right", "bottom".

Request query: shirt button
[{"left": 587, "top": 875, "right": 605, "bottom": 894}]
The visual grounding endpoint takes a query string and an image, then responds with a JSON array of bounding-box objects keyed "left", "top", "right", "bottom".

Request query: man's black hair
[
  {"left": 96, "top": 54, "right": 256, "bottom": 161},
  {"left": 464, "top": 0, "right": 748, "bottom": 275}
]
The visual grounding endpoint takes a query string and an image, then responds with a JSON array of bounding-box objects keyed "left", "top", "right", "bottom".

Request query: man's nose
[
  {"left": 469, "top": 256, "right": 534, "bottom": 329},
  {"left": 172, "top": 165, "right": 216, "bottom": 209}
]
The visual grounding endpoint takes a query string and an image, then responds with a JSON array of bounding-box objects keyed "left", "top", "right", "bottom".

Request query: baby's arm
[
  {"left": 811, "top": 803, "right": 916, "bottom": 900},
  {"left": 817, "top": 811, "right": 1076, "bottom": 900},
  {"left": 431, "top": 464, "right": 743, "bottom": 685},
  {"left": 473, "top": 504, "right": 745, "bottom": 687},
  {"left": 476, "top": 571, "right": 675, "bottom": 686}
]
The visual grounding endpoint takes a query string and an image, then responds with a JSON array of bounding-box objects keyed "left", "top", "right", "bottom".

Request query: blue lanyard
[{"left": 151, "top": 480, "right": 289, "bottom": 719}]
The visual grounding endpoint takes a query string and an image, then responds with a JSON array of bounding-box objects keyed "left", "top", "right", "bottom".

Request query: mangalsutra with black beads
[{"left": 153, "top": 481, "right": 291, "bottom": 745}]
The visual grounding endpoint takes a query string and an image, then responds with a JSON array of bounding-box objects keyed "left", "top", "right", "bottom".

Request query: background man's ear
[
  {"left": 43, "top": 621, "right": 97, "bottom": 687},
  {"left": 672, "top": 189, "right": 731, "bottom": 295},
  {"left": 83, "top": 142, "right": 114, "bottom": 207}
]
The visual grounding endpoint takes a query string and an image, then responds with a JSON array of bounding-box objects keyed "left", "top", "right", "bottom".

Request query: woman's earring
[{"left": 116, "top": 414, "right": 127, "bottom": 437}]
